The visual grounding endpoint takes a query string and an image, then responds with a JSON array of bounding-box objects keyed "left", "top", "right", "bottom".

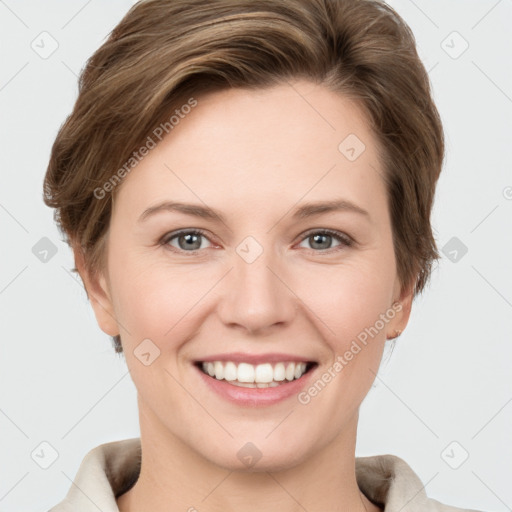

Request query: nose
[{"left": 217, "top": 243, "right": 298, "bottom": 335}]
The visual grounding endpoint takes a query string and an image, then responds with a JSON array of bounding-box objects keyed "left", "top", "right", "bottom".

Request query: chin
[{"left": 198, "top": 436, "right": 314, "bottom": 473}]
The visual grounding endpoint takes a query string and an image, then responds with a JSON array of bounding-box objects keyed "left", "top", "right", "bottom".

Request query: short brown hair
[{"left": 43, "top": 0, "right": 444, "bottom": 354}]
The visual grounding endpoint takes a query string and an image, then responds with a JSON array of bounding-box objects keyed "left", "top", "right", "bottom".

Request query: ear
[
  {"left": 386, "top": 276, "right": 415, "bottom": 338},
  {"left": 73, "top": 245, "right": 120, "bottom": 337}
]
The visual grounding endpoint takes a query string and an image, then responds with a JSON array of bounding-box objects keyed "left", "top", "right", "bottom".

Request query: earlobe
[{"left": 72, "top": 245, "right": 120, "bottom": 337}]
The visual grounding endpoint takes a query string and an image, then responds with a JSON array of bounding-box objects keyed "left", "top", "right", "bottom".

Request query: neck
[{"left": 117, "top": 402, "right": 382, "bottom": 512}]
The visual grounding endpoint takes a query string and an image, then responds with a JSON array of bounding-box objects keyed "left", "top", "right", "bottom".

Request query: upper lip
[{"left": 195, "top": 352, "right": 317, "bottom": 365}]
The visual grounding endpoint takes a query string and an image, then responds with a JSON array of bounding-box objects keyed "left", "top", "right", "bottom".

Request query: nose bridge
[{"left": 218, "top": 235, "right": 296, "bottom": 333}]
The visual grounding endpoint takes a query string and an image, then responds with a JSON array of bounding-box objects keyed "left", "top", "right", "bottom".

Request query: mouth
[{"left": 194, "top": 360, "right": 318, "bottom": 388}]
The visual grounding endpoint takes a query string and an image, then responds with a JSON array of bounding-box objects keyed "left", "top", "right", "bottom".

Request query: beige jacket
[{"left": 49, "top": 438, "right": 482, "bottom": 511}]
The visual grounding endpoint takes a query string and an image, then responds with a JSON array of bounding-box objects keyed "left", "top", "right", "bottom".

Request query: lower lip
[{"left": 195, "top": 364, "right": 317, "bottom": 407}]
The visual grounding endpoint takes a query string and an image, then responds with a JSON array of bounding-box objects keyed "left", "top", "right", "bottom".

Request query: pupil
[
  {"left": 311, "top": 234, "right": 330, "bottom": 250},
  {"left": 181, "top": 233, "right": 200, "bottom": 250}
]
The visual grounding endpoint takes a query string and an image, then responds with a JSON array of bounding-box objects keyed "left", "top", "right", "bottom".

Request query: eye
[
  {"left": 162, "top": 229, "right": 213, "bottom": 252},
  {"left": 297, "top": 229, "right": 353, "bottom": 252},
  {"left": 160, "top": 228, "right": 353, "bottom": 254}
]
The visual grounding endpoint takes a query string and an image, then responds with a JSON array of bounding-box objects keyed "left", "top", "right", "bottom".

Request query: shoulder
[
  {"left": 48, "top": 438, "right": 141, "bottom": 512},
  {"left": 355, "top": 453, "right": 484, "bottom": 512}
]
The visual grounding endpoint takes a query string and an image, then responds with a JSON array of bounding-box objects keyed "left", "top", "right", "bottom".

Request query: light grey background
[{"left": 1, "top": 1, "right": 511, "bottom": 511}]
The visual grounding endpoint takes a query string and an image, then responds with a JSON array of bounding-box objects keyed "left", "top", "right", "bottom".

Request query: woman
[{"left": 44, "top": 0, "right": 482, "bottom": 510}]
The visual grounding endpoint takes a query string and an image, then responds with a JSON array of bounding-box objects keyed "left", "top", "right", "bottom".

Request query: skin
[{"left": 76, "top": 80, "right": 414, "bottom": 512}]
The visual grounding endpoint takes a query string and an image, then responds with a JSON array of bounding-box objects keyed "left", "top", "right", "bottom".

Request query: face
[{"left": 82, "top": 80, "right": 413, "bottom": 471}]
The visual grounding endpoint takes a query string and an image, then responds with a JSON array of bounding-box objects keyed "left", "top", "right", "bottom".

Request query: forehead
[{"left": 112, "top": 80, "right": 387, "bottom": 223}]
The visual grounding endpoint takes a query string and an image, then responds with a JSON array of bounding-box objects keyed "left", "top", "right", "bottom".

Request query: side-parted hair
[{"left": 43, "top": 0, "right": 444, "bottom": 353}]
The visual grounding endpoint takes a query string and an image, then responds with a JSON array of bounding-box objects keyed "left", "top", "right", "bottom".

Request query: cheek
[
  {"left": 297, "top": 255, "right": 395, "bottom": 340},
  {"left": 108, "top": 256, "right": 214, "bottom": 347},
  {"left": 294, "top": 268, "right": 394, "bottom": 420},
  {"left": 295, "top": 251, "right": 395, "bottom": 405}
]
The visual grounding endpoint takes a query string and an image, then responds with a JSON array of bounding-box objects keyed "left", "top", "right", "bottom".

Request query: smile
[{"left": 197, "top": 360, "right": 317, "bottom": 388}]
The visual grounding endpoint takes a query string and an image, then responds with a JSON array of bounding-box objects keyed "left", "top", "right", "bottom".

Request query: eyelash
[{"left": 160, "top": 228, "right": 354, "bottom": 255}]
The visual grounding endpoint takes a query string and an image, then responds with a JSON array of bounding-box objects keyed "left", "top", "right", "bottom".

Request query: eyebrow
[{"left": 138, "top": 199, "right": 370, "bottom": 223}]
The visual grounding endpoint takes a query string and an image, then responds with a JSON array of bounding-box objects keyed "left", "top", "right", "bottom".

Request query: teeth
[
  {"left": 224, "top": 361, "right": 237, "bottom": 381},
  {"left": 200, "top": 361, "right": 310, "bottom": 386},
  {"left": 255, "top": 363, "right": 273, "bottom": 383},
  {"left": 274, "top": 362, "right": 286, "bottom": 381},
  {"left": 214, "top": 361, "right": 224, "bottom": 380},
  {"left": 238, "top": 362, "right": 255, "bottom": 383},
  {"left": 285, "top": 363, "right": 295, "bottom": 381}
]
